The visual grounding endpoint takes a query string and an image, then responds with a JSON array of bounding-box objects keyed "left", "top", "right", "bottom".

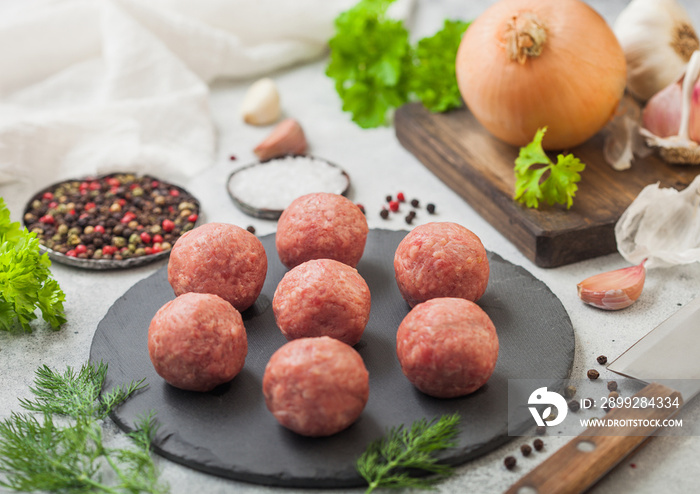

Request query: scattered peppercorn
[
  {"left": 520, "top": 444, "right": 532, "bottom": 457},
  {"left": 535, "top": 426, "right": 546, "bottom": 436},
  {"left": 229, "top": 155, "right": 237, "bottom": 161},
  {"left": 386, "top": 195, "right": 393, "bottom": 203},
  {"left": 246, "top": 225, "right": 256, "bottom": 234},
  {"left": 533, "top": 439, "right": 544, "bottom": 451},
  {"left": 597, "top": 355, "right": 608, "bottom": 365},
  {"left": 405, "top": 210, "right": 416, "bottom": 225},
  {"left": 564, "top": 385, "right": 577, "bottom": 399},
  {"left": 410, "top": 198, "right": 420, "bottom": 208},
  {"left": 380, "top": 209, "right": 389, "bottom": 220},
  {"left": 426, "top": 203, "right": 436, "bottom": 214},
  {"left": 397, "top": 192, "right": 406, "bottom": 202},
  {"left": 356, "top": 203, "right": 366, "bottom": 215},
  {"left": 389, "top": 200, "right": 400, "bottom": 212},
  {"left": 568, "top": 400, "right": 581, "bottom": 412},
  {"left": 608, "top": 391, "right": 620, "bottom": 400},
  {"left": 504, "top": 456, "right": 517, "bottom": 470},
  {"left": 587, "top": 369, "right": 600, "bottom": 380},
  {"left": 607, "top": 381, "right": 618, "bottom": 392},
  {"left": 630, "top": 463, "right": 637, "bottom": 469}
]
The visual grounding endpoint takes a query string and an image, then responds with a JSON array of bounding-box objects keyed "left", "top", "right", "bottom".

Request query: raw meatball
[
  {"left": 168, "top": 222, "right": 267, "bottom": 312},
  {"left": 394, "top": 222, "right": 489, "bottom": 307},
  {"left": 273, "top": 259, "right": 371, "bottom": 345},
  {"left": 148, "top": 292, "right": 248, "bottom": 392},
  {"left": 276, "top": 192, "right": 368, "bottom": 269},
  {"left": 263, "top": 336, "right": 369, "bottom": 437},
  {"left": 396, "top": 297, "right": 498, "bottom": 398}
]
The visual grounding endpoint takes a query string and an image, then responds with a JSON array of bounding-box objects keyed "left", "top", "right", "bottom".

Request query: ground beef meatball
[
  {"left": 275, "top": 192, "right": 368, "bottom": 269},
  {"left": 263, "top": 336, "right": 369, "bottom": 437},
  {"left": 273, "top": 259, "right": 370, "bottom": 346},
  {"left": 148, "top": 292, "right": 248, "bottom": 392},
  {"left": 168, "top": 222, "right": 267, "bottom": 312},
  {"left": 396, "top": 297, "right": 498, "bottom": 398},
  {"left": 394, "top": 222, "right": 489, "bottom": 307}
]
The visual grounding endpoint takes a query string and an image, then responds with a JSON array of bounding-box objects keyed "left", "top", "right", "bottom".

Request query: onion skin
[{"left": 456, "top": 0, "right": 627, "bottom": 150}]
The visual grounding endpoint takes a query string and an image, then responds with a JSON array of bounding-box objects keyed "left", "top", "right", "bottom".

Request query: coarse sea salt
[{"left": 228, "top": 155, "right": 349, "bottom": 212}]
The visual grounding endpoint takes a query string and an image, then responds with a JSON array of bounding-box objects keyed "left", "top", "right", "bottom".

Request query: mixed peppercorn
[
  {"left": 23, "top": 174, "right": 199, "bottom": 262},
  {"left": 377, "top": 191, "right": 436, "bottom": 224}
]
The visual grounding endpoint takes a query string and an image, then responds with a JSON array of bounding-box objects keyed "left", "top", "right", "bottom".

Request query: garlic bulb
[{"left": 614, "top": 0, "right": 699, "bottom": 101}]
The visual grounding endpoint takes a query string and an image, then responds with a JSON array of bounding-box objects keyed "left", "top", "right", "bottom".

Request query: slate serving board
[
  {"left": 395, "top": 103, "right": 700, "bottom": 268},
  {"left": 89, "top": 229, "right": 575, "bottom": 488}
]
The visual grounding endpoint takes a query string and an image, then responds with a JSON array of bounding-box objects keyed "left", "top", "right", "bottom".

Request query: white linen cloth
[{"left": 0, "top": 0, "right": 412, "bottom": 190}]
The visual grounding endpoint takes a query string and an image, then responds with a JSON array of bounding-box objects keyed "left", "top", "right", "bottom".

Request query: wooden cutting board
[{"left": 395, "top": 103, "right": 700, "bottom": 268}]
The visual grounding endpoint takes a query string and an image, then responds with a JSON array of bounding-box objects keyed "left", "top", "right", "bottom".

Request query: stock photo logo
[{"left": 528, "top": 387, "right": 568, "bottom": 427}]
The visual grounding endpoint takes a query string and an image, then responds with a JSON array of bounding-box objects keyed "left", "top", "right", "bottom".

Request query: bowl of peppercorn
[{"left": 22, "top": 174, "right": 200, "bottom": 270}]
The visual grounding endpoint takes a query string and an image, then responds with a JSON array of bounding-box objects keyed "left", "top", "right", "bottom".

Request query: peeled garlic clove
[
  {"left": 254, "top": 118, "right": 307, "bottom": 161},
  {"left": 241, "top": 78, "right": 281, "bottom": 126},
  {"left": 577, "top": 260, "right": 646, "bottom": 310},
  {"left": 614, "top": 0, "right": 699, "bottom": 101}
]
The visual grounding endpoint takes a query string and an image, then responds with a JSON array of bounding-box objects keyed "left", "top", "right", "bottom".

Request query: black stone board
[{"left": 89, "top": 229, "right": 575, "bottom": 488}]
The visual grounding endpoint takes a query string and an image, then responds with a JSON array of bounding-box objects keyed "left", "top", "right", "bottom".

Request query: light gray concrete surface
[{"left": 1, "top": 1, "right": 700, "bottom": 493}]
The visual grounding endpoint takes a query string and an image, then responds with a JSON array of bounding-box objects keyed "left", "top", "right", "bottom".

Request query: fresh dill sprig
[
  {"left": 0, "top": 361, "right": 167, "bottom": 494},
  {"left": 356, "top": 413, "right": 461, "bottom": 493}
]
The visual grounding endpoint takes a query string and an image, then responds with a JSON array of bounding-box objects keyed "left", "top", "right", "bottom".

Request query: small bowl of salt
[{"left": 226, "top": 155, "right": 351, "bottom": 219}]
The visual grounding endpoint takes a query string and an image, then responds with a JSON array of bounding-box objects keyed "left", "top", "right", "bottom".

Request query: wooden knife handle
[{"left": 505, "top": 382, "right": 683, "bottom": 494}]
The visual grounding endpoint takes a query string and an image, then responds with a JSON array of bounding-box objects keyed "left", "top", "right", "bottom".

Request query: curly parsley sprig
[
  {"left": 326, "top": 0, "right": 469, "bottom": 128},
  {"left": 411, "top": 20, "right": 471, "bottom": 113},
  {"left": 356, "top": 413, "right": 461, "bottom": 493},
  {"left": 0, "top": 197, "right": 66, "bottom": 332},
  {"left": 514, "top": 127, "right": 586, "bottom": 209}
]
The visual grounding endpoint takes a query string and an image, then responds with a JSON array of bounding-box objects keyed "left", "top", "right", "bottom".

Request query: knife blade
[
  {"left": 505, "top": 297, "right": 700, "bottom": 494},
  {"left": 607, "top": 296, "right": 700, "bottom": 401}
]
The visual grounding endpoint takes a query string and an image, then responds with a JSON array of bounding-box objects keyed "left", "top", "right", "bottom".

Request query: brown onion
[{"left": 456, "top": 0, "right": 627, "bottom": 150}]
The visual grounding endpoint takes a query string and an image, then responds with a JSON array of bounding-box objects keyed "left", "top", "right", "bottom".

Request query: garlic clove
[
  {"left": 641, "top": 50, "right": 700, "bottom": 164},
  {"left": 253, "top": 118, "right": 308, "bottom": 161},
  {"left": 576, "top": 260, "right": 646, "bottom": 310},
  {"left": 642, "top": 79, "right": 683, "bottom": 138},
  {"left": 241, "top": 78, "right": 281, "bottom": 126}
]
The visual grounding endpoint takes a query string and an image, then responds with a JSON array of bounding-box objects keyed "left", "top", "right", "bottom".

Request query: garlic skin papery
[
  {"left": 577, "top": 260, "right": 646, "bottom": 311},
  {"left": 615, "top": 174, "right": 700, "bottom": 269},
  {"left": 614, "top": 0, "right": 699, "bottom": 101}
]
